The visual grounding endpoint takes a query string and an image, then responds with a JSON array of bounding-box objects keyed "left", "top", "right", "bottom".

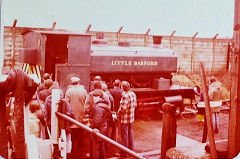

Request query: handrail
[{"left": 56, "top": 112, "right": 145, "bottom": 159}]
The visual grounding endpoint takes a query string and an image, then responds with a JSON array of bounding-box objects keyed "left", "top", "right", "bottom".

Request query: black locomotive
[{"left": 19, "top": 30, "right": 194, "bottom": 117}]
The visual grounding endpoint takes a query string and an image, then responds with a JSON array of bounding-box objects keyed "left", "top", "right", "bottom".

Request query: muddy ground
[
  {"left": 118, "top": 72, "right": 231, "bottom": 156},
  {"left": 133, "top": 110, "right": 229, "bottom": 154}
]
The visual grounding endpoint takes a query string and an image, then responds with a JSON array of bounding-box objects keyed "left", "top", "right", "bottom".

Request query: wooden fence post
[
  {"left": 144, "top": 29, "right": 150, "bottom": 47},
  {"left": 161, "top": 102, "right": 177, "bottom": 159},
  {"left": 211, "top": 33, "right": 219, "bottom": 72},
  {"left": 191, "top": 32, "right": 198, "bottom": 73},
  {"left": 117, "top": 26, "right": 123, "bottom": 44},
  {"left": 199, "top": 62, "right": 217, "bottom": 158},
  {"left": 169, "top": 30, "right": 176, "bottom": 49}
]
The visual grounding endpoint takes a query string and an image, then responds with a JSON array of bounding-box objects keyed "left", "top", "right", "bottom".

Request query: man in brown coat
[{"left": 65, "top": 76, "right": 87, "bottom": 158}]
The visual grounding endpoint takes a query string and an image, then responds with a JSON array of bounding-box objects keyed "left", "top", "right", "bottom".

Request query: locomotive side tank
[
  {"left": 91, "top": 42, "right": 177, "bottom": 74},
  {"left": 90, "top": 40, "right": 177, "bottom": 88}
]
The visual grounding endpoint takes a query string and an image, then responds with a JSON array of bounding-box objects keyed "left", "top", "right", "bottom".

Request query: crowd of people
[{"left": 28, "top": 73, "right": 137, "bottom": 159}]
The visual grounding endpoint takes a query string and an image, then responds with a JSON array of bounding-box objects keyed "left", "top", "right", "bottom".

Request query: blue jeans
[{"left": 120, "top": 123, "right": 134, "bottom": 151}]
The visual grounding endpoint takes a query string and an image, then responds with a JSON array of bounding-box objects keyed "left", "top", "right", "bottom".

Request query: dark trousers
[
  {"left": 107, "top": 121, "right": 119, "bottom": 141},
  {"left": 120, "top": 123, "right": 134, "bottom": 157},
  {"left": 13, "top": 104, "right": 25, "bottom": 159},
  {"left": 0, "top": 100, "right": 8, "bottom": 158},
  {"left": 71, "top": 128, "right": 89, "bottom": 159}
]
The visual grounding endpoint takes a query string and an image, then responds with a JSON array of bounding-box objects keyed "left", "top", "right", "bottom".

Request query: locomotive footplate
[{"left": 132, "top": 88, "right": 195, "bottom": 118}]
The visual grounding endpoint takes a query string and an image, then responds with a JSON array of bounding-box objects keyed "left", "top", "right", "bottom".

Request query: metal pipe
[
  {"left": 11, "top": 26, "right": 16, "bottom": 69},
  {"left": 56, "top": 112, "right": 145, "bottom": 159},
  {"left": 170, "top": 30, "right": 176, "bottom": 37},
  {"left": 12, "top": 19, "right": 17, "bottom": 27},
  {"left": 51, "top": 22, "right": 56, "bottom": 29},
  {"left": 213, "top": 33, "right": 219, "bottom": 39},
  {"left": 117, "top": 26, "right": 123, "bottom": 44},
  {"left": 10, "top": 19, "right": 18, "bottom": 68},
  {"left": 145, "top": 28, "right": 151, "bottom": 35},
  {"left": 169, "top": 30, "right": 176, "bottom": 49},
  {"left": 211, "top": 33, "right": 219, "bottom": 72},
  {"left": 191, "top": 32, "right": 198, "bottom": 72},
  {"left": 86, "top": 24, "right": 92, "bottom": 32},
  {"left": 117, "top": 26, "right": 123, "bottom": 33}
]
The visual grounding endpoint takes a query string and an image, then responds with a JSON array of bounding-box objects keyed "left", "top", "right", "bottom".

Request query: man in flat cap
[{"left": 65, "top": 76, "right": 87, "bottom": 158}]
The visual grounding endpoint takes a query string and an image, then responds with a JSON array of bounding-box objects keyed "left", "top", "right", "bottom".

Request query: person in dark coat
[
  {"left": 37, "top": 73, "right": 52, "bottom": 93},
  {"left": 109, "top": 79, "right": 123, "bottom": 141},
  {"left": 0, "top": 78, "right": 9, "bottom": 158},
  {"left": 44, "top": 83, "right": 74, "bottom": 156},
  {"left": 89, "top": 90, "right": 111, "bottom": 159},
  {"left": 37, "top": 79, "right": 53, "bottom": 102},
  {"left": 0, "top": 69, "right": 38, "bottom": 158},
  {"left": 44, "top": 93, "right": 74, "bottom": 134},
  {"left": 85, "top": 81, "right": 110, "bottom": 115}
]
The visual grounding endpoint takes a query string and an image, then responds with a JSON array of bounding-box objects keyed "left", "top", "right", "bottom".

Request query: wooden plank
[
  {"left": 227, "top": 52, "right": 240, "bottom": 158},
  {"left": 199, "top": 62, "right": 217, "bottom": 158}
]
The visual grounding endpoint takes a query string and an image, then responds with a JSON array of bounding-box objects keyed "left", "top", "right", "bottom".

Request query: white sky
[{"left": 1, "top": 0, "right": 235, "bottom": 38}]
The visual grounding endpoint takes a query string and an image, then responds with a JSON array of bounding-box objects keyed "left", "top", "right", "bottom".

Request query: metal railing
[{"left": 56, "top": 112, "right": 145, "bottom": 159}]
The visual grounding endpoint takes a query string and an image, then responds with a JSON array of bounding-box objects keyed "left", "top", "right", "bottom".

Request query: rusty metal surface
[
  {"left": 20, "top": 31, "right": 43, "bottom": 66},
  {"left": 68, "top": 35, "right": 91, "bottom": 64},
  {"left": 55, "top": 64, "right": 91, "bottom": 92},
  {"left": 132, "top": 88, "right": 195, "bottom": 99}
]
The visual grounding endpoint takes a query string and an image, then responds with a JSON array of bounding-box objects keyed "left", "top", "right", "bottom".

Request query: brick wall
[{"left": 2, "top": 26, "right": 232, "bottom": 74}]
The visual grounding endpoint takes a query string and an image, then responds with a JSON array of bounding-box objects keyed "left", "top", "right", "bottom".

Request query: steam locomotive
[{"left": 19, "top": 30, "right": 194, "bottom": 117}]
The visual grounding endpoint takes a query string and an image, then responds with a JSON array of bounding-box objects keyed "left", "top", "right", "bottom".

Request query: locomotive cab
[{"left": 20, "top": 30, "right": 92, "bottom": 91}]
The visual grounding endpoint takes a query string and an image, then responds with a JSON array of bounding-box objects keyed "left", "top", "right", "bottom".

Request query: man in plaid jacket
[{"left": 118, "top": 81, "right": 137, "bottom": 156}]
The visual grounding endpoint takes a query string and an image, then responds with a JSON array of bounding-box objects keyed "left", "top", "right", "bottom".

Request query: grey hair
[{"left": 121, "top": 81, "right": 130, "bottom": 91}]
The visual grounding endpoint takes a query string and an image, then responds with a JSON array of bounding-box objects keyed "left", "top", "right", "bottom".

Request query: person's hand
[
  {"left": 193, "top": 87, "right": 197, "bottom": 92},
  {"left": 112, "top": 111, "right": 117, "bottom": 121}
]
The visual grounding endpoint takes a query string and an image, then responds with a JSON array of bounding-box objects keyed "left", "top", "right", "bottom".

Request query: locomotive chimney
[
  {"left": 153, "top": 36, "right": 162, "bottom": 45},
  {"left": 152, "top": 36, "right": 163, "bottom": 48}
]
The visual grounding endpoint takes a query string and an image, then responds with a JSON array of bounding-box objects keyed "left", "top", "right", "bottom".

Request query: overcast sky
[{"left": 1, "top": 0, "right": 235, "bottom": 38}]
